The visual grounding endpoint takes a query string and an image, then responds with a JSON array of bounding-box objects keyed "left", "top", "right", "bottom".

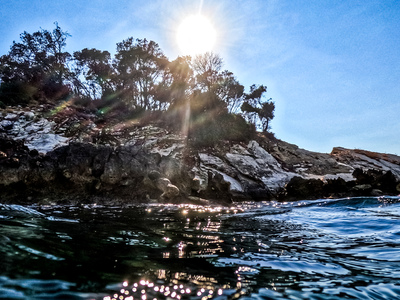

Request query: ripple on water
[{"left": 0, "top": 197, "right": 400, "bottom": 299}]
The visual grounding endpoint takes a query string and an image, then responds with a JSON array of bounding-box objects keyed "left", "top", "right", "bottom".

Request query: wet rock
[
  {"left": 352, "top": 184, "right": 373, "bottom": 193},
  {"left": 246, "top": 185, "right": 271, "bottom": 201},
  {"left": 0, "top": 120, "right": 14, "bottom": 131},
  {"left": 198, "top": 171, "right": 232, "bottom": 203},
  {"left": 323, "top": 177, "right": 353, "bottom": 197},
  {"left": 375, "top": 171, "right": 398, "bottom": 194},
  {"left": 162, "top": 183, "right": 180, "bottom": 200},
  {"left": 285, "top": 176, "right": 324, "bottom": 200},
  {"left": 371, "top": 189, "right": 383, "bottom": 196}
]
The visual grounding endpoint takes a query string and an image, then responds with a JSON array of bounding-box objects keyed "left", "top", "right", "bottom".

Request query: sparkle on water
[{"left": 1, "top": 196, "right": 400, "bottom": 299}]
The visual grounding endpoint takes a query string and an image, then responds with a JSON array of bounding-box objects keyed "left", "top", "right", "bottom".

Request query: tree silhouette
[
  {"left": 114, "top": 38, "right": 168, "bottom": 110},
  {"left": 0, "top": 23, "right": 70, "bottom": 104},
  {"left": 0, "top": 25, "right": 276, "bottom": 145},
  {"left": 73, "top": 48, "right": 113, "bottom": 100},
  {"left": 241, "top": 84, "right": 275, "bottom": 132}
]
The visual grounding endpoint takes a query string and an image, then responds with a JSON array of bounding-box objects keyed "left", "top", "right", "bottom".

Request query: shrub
[
  {"left": 0, "top": 82, "right": 35, "bottom": 106},
  {"left": 189, "top": 111, "right": 255, "bottom": 147}
]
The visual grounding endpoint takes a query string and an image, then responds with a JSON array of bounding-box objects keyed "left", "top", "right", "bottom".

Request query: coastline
[{"left": 1, "top": 106, "right": 399, "bottom": 205}]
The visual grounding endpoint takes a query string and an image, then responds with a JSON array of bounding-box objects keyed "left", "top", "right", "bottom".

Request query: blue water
[{"left": 1, "top": 196, "right": 400, "bottom": 299}]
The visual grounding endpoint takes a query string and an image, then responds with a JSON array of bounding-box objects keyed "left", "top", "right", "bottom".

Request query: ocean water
[{"left": 0, "top": 196, "right": 400, "bottom": 299}]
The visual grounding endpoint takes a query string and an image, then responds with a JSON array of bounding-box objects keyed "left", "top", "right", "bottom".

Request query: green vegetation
[{"left": 0, "top": 24, "right": 275, "bottom": 146}]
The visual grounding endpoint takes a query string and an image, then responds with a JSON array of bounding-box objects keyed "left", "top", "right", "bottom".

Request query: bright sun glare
[{"left": 177, "top": 14, "right": 217, "bottom": 56}]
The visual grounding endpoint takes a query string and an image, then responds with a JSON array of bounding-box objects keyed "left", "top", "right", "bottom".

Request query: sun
[{"left": 177, "top": 14, "right": 217, "bottom": 56}]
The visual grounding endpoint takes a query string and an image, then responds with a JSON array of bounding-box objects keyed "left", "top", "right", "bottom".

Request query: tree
[
  {"left": 0, "top": 23, "right": 71, "bottom": 104},
  {"left": 113, "top": 38, "right": 169, "bottom": 110},
  {"left": 215, "top": 70, "right": 244, "bottom": 113},
  {"left": 73, "top": 48, "right": 113, "bottom": 99},
  {"left": 158, "top": 56, "right": 193, "bottom": 133},
  {"left": 241, "top": 84, "right": 275, "bottom": 132},
  {"left": 167, "top": 56, "right": 193, "bottom": 107},
  {"left": 259, "top": 101, "right": 275, "bottom": 132},
  {"left": 192, "top": 52, "right": 222, "bottom": 92}
]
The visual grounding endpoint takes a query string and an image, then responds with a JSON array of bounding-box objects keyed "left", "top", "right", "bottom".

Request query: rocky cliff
[{"left": 1, "top": 106, "right": 399, "bottom": 204}]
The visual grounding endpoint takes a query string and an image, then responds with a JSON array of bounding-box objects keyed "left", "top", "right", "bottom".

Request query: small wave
[
  {"left": 216, "top": 253, "right": 350, "bottom": 276},
  {"left": 15, "top": 244, "right": 65, "bottom": 261},
  {"left": 0, "top": 204, "right": 45, "bottom": 217},
  {"left": 0, "top": 277, "right": 98, "bottom": 300}
]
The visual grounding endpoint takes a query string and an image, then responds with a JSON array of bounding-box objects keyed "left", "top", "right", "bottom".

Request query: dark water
[{"left": 1, "top": 196, "right": 400, "bottom": 299}]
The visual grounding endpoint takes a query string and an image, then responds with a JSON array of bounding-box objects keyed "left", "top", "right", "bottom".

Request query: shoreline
[{"left": 1, "top": 107, "right": 400, "bottom": 205}]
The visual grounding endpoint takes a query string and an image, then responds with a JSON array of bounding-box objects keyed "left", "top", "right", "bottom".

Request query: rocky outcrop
[
  {"left": 0, "top": 134, "right": 193, "bottom": 204},
  {"left": 1, "top": 108, "right": 400, "bottom": 204},
  {"left": 0, "top": 108, "right": 69, "bottom": 153}
]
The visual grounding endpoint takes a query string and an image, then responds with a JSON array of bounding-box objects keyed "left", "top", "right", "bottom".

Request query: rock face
[
  {"left": 1, "top": 109, "right": 400, "bottom": 204},
  {"left": 0, "top": 109, "right": 69, "bottom": 153}
]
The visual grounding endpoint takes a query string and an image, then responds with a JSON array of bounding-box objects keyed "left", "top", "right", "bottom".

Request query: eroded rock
[{"left": 1, "top": 106, "right": 400, "bottom": 204}]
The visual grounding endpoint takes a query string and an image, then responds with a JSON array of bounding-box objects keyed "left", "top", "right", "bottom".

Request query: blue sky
[{"left": 1, "top": 0, "right": 399, "bottom": 154}]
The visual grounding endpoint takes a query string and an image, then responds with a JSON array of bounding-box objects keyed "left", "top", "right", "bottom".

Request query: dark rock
[
  {"left": 375, "top": 171, "right": 398, "bottom": 194},
  {"left": 323, "top": 177, "right": 352, "bottom": 196},
  {"left": 352, "top": 184, "right": 373, "bottom": 195},
  {"left": 155, "top": 178, "right": 180, "bottom": 200},
  {"left": 285, "top": 176, "right": 324, "bottom": 200},
  {"left": 371, "top": 189, "right": 383, "bottom": 196},
  {"left": 148, "top": 170, "right": 161, "bottom": 180},
  {"left": 0, "top": 120, "right": 14, "bottom": 131},
  {"left": 199, "top": 171, "right": 232, "bottom": 203},
  {"left": 29, "top": 149, "right": 39, "bottom": 157},
  {"left": 190, "top": 177, "right": 201, "bottom": 193},
  {"left": 1, "top": 115, "right": 400, "bottom": 204},
  {"left": 353, "top": 168, "right": 374, "bottom": 184}
]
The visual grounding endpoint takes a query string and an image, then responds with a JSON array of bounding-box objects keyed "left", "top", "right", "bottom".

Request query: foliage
[
  {"left": 114, "top": 38, "right": 169, "bottom": 110},
  {"left": 0, "top": 81, "right": 35, "bottom": 106},
  {"left": 0, "top": 25, "right": 276, "bottom": 146},
  {"left": 72, "top": 48, "right": 113, "bottom": 100},
  {"left": 0, "top": 23, "right": 71, "bottom": 105},
  {"left": 189, "top": 110, "right": 255, "bottom": 147},
  {"left": 241, "top": 84, "right": 275, "bottom": 132}
]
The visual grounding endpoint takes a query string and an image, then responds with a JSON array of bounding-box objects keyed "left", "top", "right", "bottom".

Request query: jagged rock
[
  {"left": 375, "top": 171, "right": 398, "bottom": 194},
  {"left": 1, "top": 110, "right": 68, "bottom": 153},
  {"left": 199, "top": 171, "right": 232, "bottom": 203},
  {"left": 1, "top": 106, "right": 400, "bottom": 204},
  {"left": 323, "top": 177, "right": 353, "bottom": 197},
  {"left": 284, "top": 176, "right": 324, "bottom": 200}
]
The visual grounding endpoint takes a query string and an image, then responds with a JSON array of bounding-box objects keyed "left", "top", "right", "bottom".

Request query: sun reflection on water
[
  {"left": 103, "top": 273, "right": 247, "bottom": 300},
  {"left": 102, "top": 203, "right": 266, "bottom": 300}
]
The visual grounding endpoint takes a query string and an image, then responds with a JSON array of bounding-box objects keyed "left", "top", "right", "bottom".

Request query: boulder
[{"left": 155, "top": 177, "right": 180, "bottom": 200}]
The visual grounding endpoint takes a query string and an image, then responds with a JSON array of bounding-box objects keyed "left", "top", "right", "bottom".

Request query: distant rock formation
[{"left": 1, "top": 108, "right": 399, "bottom": 204}]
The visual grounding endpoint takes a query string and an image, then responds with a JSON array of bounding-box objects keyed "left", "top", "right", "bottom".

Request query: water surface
[{"left": 1, "top": 196, "right": 400, "bottom": 299}]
